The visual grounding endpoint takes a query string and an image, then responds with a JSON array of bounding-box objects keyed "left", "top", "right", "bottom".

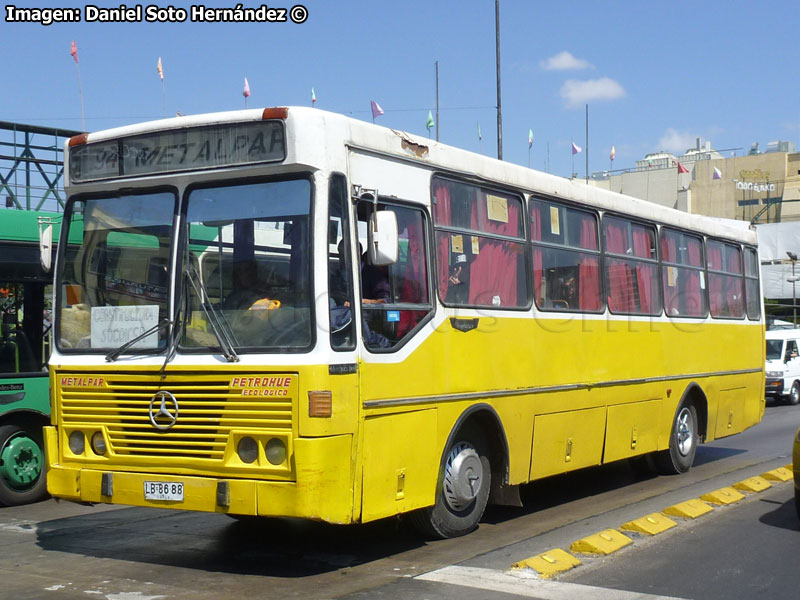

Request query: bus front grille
[{"left": 58, "top": 373, "right": 295, "bottom": 461}]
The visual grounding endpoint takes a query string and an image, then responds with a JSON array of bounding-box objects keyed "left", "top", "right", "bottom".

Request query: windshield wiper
[
  {"left": 160, "top": 278, "right": 186, "bottom": 378},
  {"left": 184, "top": 261, "right": 240, "bottom": 362},
  {"left": 105, "top": 318, "right": 171, "bottom": 362}
]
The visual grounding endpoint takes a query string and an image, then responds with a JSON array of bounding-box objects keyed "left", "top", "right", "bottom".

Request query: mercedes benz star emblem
[{"left": 149, "top": 391, "right": 179, "bottom": 430}]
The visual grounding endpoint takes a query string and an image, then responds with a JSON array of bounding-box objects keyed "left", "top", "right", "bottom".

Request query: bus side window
[{"left": 358, "top": 201, "right": 432, "bottom": 350}]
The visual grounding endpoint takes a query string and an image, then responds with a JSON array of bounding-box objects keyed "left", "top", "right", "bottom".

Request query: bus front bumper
[{"left": 44, "top": 426, "right": 356, "bottom": 524}]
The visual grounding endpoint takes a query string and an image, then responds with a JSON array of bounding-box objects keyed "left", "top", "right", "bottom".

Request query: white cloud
[
  {"left": 541, "top": 51, "right": 593, "bottom": 71},
  {"left": 657, "top": 129, "right": 699, "bottom": 153},
  {"left": 560, "top": 78, "right": 626, "bottom": 108}
]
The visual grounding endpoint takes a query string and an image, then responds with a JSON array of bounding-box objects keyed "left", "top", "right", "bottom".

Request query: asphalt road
[{"left": 1, "top": 400, "right": 797, "bottom": 600}]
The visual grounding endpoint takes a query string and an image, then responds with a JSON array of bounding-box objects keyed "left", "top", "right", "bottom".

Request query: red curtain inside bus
[
  {"left": 578, "top": 214, "right": 601, "bottom": 311},
  {"left": 604, "top": 220, "right": 635, "bottom": 312},
  {"left": 632, "top": 226, "right": 655, "bottom": 314},
  {"left": 396, "top": 210, "right": 428, "bottom": 338}
]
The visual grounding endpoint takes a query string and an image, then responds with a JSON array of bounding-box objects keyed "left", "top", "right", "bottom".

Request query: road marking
[{"left": 417, "top": 565, "right": 688, "bottom": 600}]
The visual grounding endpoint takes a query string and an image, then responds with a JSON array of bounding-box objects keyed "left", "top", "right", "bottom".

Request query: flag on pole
[
  {"left": 70, "top": 41, "right": 79, "bottom": 64},
  {"left": 477, "top": 122, "right": 482, "bottom": 141},
  {"left": 677, "top": 161, "right": 689, "bottom": 174},
  {"left": 610, "top": 145, "right": 616, "bottom": 161},
  {"left": 243, "top": 77, "right": 251, "bottom": 98},
  {"left": 426, "top": 110, "right": 435, "bottom": 133},
  {"left": 571, "top": 141, "right": 582, "bottom": 155},
  {"left": 311, "top": 87, "right": 316, "bottom": 104},
  {"left": 713, "top": 167, "right": 722, "bottom": 180},
  {"left": 370, "top": 100, "right": 384, "bottom": 120},
  {"left": 156, "top": 57, "right": 164, "bottom": 80},
  {"left": 528, "top": 129, "right": 534, "bottom": 149}
]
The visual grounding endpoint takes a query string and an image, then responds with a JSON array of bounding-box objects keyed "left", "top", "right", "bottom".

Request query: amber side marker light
[
  {"left": 68, "top": 133, "right": 89, "bottom": 147},
  {"left": 262, "top": 107, "right": 288, "bottom": 120},
  {"left": 308, "top": 390, "right": 332, "bottom": 418}
]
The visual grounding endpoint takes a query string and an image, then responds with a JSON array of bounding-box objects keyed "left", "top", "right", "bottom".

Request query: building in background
[
  {"left": 591, "top": 138, "right": 799, "bottom": 223},
  {"left": 590, "top": 138, "right": 800, "bottom": 321}
]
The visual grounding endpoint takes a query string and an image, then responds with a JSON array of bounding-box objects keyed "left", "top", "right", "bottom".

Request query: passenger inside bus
[
  {"left": 329, "top": 241, "right": 390, "bottom": 349},
  {"left": 552, "top": 272, "right": 578, "bottom": 309}
]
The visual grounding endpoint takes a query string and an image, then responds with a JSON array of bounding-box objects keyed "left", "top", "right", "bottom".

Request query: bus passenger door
[{"left": 354, "top": 198, "right": 440, "bottom": 519}]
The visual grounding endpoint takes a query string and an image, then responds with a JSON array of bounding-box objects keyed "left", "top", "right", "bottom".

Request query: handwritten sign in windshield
[{"left": 90, "top": 305, "right": 159, "bottom": 350}]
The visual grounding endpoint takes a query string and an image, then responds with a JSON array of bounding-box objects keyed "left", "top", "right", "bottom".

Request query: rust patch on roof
[{"left": 392, "top": 130, "right": 429, "bottom": 158}]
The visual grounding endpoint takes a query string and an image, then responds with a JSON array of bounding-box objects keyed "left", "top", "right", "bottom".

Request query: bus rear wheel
[
  {"left": 0, "top": 424, "right": 48, "bottom": 507},
  {"left": 410, "top": 432, "right": 491, "bottom": 539},
  {"left": 656, "top": 402, "right": 698, "bottom": 475}
]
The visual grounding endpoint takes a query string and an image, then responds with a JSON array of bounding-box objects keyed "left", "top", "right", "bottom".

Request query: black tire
[
  {"left": 410, "top": 429, "right": 491, "bottom": 539},
  {"left": 656, "top": 402, "right": 698, "bottom": 475},
  {"left": 0, "top": 424, "right": 49, "bottom": 507},
  {"left": 789, "top": 382, "right": 800, "bottom": 406}
]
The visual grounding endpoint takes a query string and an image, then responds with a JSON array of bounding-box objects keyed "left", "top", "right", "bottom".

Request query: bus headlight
[
  {"left": 237, "top": 437, "right": 258, "bottom": 464},
  {"left": 91, "top": 432, "right": 107, "bottom": 455},
  {"left": 68, "top": 431, "right": 85, "bottom": 455},
  {"left": 265, "top": 438, "right": 286, "bottom": 465}
]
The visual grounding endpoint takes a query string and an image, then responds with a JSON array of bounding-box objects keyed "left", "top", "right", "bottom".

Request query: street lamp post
[{"left": 788, "top": 252, "right": 798, "bottom": 326}]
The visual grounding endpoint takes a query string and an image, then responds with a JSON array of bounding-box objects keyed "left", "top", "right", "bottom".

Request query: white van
[{"left": 765, "top": 329, "right": 800, "bottom": 404}]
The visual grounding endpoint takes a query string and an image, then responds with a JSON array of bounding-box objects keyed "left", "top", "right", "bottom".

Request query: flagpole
[
  {"left": 571, "top": 141, "right": 575, "bottom": 179},
  {"left": 75, "top": 62, "right": 85, "bottom": 131},
  {"left": 161, "top": 78, "right": 166, "bottom": 118},
  {"left": 585, "top": 104, "right": 589, "bottom": 183},
  {"left": 434, "top": 60, "right": 439, "bottom": 142}
]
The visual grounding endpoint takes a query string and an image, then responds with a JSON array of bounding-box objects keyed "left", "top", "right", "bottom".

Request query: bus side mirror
[
  {"left": 367, "top": 211, "right": 398, "bottom": 266},
  {"left": 39, "top": 223, "right": 53, "bottom": 273}
]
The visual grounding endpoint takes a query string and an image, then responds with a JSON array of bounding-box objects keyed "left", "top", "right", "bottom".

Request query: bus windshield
[
  {"left": 57, "top": 192, "right": 175, "bottom": 352},
  {"left": 180, "top": 177, "right": 313, "bottom": 352}
]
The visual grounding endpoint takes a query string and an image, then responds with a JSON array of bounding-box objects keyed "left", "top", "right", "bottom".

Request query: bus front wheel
[
  {"left": 410, "top": 432, "right": 491, "bottom": 539},
  {"left": 656, "top": 402, "right": 698, "bottom": 475},
  {"left": 0, "top": 424, "right": 48, "bottom": 507}
]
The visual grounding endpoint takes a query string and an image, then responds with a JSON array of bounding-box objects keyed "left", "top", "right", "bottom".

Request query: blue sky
[{"left": 3, "top": 0, "right": 798, "bottom": 179}]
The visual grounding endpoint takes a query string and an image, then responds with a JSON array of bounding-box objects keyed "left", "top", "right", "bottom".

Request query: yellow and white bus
[{"left": 45, "top": 107, "right": 764, "bottom": 538}]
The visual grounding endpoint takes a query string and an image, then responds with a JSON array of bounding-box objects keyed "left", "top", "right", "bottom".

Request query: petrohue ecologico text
[{"left": 4, "top": 4, "right": 310, "bottom": 25}]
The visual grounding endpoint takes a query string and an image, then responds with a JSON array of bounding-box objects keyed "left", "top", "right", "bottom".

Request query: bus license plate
[{"left": 144, "top": 481, "right": 184, "bottom": 501}]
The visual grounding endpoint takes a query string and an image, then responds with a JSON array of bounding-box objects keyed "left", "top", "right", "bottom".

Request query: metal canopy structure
[{"left": 0, "top": 120, "right": 83, "bottom": 213}]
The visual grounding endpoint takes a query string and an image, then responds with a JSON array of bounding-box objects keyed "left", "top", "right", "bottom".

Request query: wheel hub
[
  {"left": 442, "top": 442, "right": 483, "bottom": 511},
  {"left": 0, "top": 434, "right": 43, "bottom": 491},
  {"left": 676, "top": 408, "right": 694, "bottom": 457}
]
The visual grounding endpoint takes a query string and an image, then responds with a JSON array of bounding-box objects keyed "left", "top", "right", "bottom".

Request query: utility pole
[{"left": 495, "top": 0, "right": 503, "bottom": 160}]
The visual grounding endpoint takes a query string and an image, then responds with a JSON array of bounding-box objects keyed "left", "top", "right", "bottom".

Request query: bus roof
[
  {"left": 0, "top": 208, "right": 61, "bottom": 244},
  {"left": 69, "top": 107, "right": 757, "bottom": 246}
]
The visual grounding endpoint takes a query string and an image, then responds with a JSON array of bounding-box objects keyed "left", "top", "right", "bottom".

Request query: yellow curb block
[
  {"left": 762, "top": 467, "right": 793, "bottom": 482},
  {"left": 662, "top": 498, "right": 714, "bottom": 519},
  {"left": 786, "top": 463, "right": 793, "bottom": 471},
  {"left": 733, "top": 476, "right": 772, "bottom": 493},
  {"left": 512, "top": 548, "right": 581, "bottom": 578},
  {"left": 620, "top": 512, "right": 677, "bottom": 536},
  {"left": 701, "top": 487, "right": 745, "bottom": 505},
  {"left": 570, "top": 529, "right": 632, "bottom": 555}
]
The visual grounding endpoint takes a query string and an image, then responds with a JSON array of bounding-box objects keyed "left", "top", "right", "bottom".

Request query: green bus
[{"left": 0, "top": 209, "right": 54, "bottom": 506}]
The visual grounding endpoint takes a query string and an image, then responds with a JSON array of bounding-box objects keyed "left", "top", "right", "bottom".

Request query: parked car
[{"left": 765, "top": 329, "right": 800, "bottom": 404}]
